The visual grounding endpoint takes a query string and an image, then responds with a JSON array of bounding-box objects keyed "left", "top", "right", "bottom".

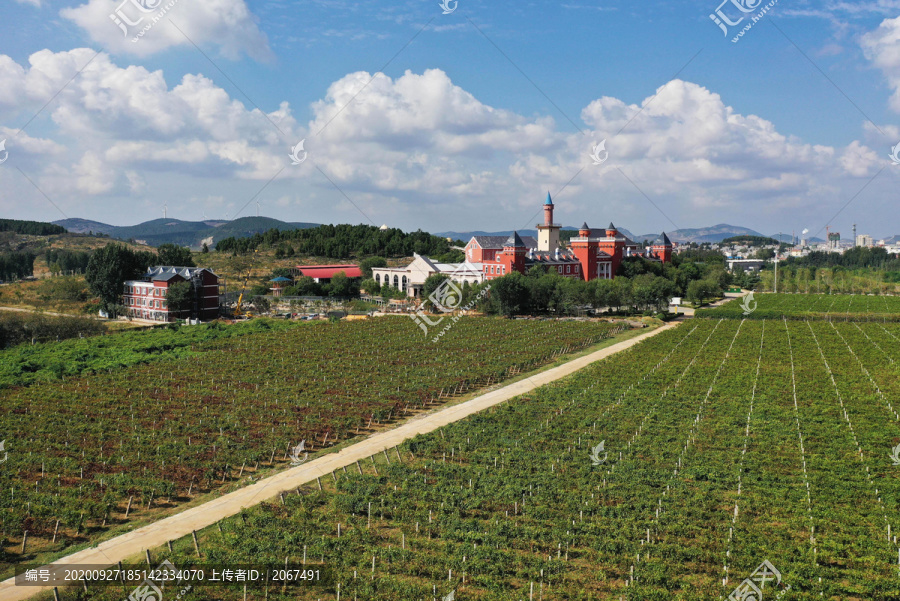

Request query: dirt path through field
[{"left": 0, "top": 320, "right": 681, "bottom": 600}]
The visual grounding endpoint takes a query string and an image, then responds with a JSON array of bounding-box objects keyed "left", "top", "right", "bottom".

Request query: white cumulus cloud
[
  {"left": 60, "top": 0, "right": 272, "bottom": 61},
  {"left": 862, "top": 16, "right": 900, "bottom": 113}
]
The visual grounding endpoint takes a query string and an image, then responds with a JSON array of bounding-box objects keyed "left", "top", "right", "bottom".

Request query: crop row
[
  {"left": 697, "top": 293, "right": 900, "bottom": 321},
  {"left": 64, "top": 319, "right": 900, "bottom": 600},
  {"left": 0, "top": 317, "right": 623, "bottom": 568}
]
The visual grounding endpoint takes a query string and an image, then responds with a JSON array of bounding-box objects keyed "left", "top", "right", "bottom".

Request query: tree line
[
  {"left": 0, "top": 251, "right": 36, "bottom": 281},
  {"left": 215, "top": 224, "right": 454, "bottom": 258},
  {"left": 0, "top": 219, "right": 67, "bottom": 236},
  {"left": 45, "top": 249, "right": 92, "bottom": 275},
  {"left": 783, "top": 247, "right": 900, "bottom": 270}
]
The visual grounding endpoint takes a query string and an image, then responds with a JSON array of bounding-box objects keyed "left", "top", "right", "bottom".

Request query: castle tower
[
  {"left": 537, "top": 192, "right": 560, "bottom": 252},
  {"left": 571, "top": 222, "right": 598, "bottom": 281},
  {"left": 651, "top": 232, "right": 673, "bottom": 263},
  {"left": 499, "top": 231, "right": 527, "bottom": 276}
]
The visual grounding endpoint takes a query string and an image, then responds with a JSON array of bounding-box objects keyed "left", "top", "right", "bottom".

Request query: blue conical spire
[{"left": 545, "top": 192, "right": 553, "bottom": 205}]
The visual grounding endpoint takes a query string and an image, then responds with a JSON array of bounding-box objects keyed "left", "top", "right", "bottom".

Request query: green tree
[
  {"left": 359, "top": 278, "right": 380, "bottom": 294},
  {"left": 755, "top": 248, "right": 775, "bottom": 261},
  {"left": 491, "top": 272, "right": 529, "bottom": 317},
  {"left": 252, "top": 295, "right": 271, "bottom": 314},
  {"left": 201, "top": 243, "right": 209, "bottom": 254},
  {"left": 85, "top": 244, "right": 153, "bottom": 315},
  {"left": 326, "top": 271, "right": 358, "bottom": 298},
  {"left": 686, "top": 279, "right": 718, "bottom": 305},
  {"left": 422, "top": 274, "right": 452, "bottom": 310},
  {"left": 359, "top": 256, "right": 388, "bottom": 279},
  {"left": 156, "top": 244, "right": 196, "bottom": 267},
  {"left": 165, "top": 281, "right": 195, "bottom": 317}
]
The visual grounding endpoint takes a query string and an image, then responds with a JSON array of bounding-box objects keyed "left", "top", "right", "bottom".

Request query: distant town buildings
[{"left": 124, "top": 266, "right": 220, "bottom": 322}]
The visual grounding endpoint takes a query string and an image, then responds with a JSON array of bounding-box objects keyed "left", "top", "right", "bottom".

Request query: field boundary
[{"left": 0, "top": 320, "right": 681, "bottom": 601}]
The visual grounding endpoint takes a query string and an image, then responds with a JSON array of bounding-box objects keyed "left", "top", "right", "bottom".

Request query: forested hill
[
  {"left": 0, "top": 219, "right": 67, "bottom": 236},
  {"left": 215, "top": 224, "right": 453, "bottom": 258}
]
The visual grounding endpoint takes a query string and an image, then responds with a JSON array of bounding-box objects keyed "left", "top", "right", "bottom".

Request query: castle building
[{"left": 476, "top": 193, "right": 673, "bottom": 282}]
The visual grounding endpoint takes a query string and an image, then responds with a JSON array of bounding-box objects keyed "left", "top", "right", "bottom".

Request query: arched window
[
  {"left": 375, "top": 274, "right": 381, "bottom": 285},
  {"left": 393, "top": 275, "right": 399, "bottom": 288},
  {"left": 401, "top": 276, "right": 407, "bottom": 291}
]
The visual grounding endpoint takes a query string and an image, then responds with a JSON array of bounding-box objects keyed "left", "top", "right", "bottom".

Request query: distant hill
[
  {"left": 437, "top": 224, "right": 762, "bottom": 245},
  {"left": 52, "top": 218, "right": 116, "bottom": 236},
  {"left": 53, "top": 216, "right": 319, "bottom": 249},
  {"left": 437, "top": 226, "right": 639, "bottom": 243}
]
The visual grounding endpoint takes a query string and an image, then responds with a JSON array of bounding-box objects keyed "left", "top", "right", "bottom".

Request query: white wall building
[{"left": 371, "top": 254, "right": 484, "bottom": 298}]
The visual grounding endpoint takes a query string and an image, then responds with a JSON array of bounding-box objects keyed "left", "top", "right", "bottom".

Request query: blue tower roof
[{"left": 545, "top": 192, "right": 553, "bottom": 205}]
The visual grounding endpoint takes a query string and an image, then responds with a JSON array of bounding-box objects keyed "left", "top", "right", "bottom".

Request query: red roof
[{"left": 295, "top": 264, "right": 362, "bottom": 279}]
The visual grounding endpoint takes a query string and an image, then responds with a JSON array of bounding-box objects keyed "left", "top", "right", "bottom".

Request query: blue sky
[{"left": 2, "top": 0, "right": 899, "bottom": 239}]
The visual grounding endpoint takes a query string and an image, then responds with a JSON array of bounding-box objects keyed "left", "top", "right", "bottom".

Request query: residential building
[{"left": 123, "top": 266, "right": 220, "bottom": 322}]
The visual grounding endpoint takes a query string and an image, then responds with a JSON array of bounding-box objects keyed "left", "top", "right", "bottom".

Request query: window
[
  {"left": 566, "top": 265, "right": 570, "bottom": 274},
  {"left": 558, "top": 267, "right": 563, "bottom": 273}
]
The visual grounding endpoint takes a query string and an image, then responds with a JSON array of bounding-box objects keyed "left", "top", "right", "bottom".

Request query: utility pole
[{"left": 774, "top": 232, "right": 780, "bottom": 293}]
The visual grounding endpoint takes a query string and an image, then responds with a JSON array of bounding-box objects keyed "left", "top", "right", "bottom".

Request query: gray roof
[
  {"left": 472, "top": 235, "right": 537, "bottom": 249},
  {"left": 144, "top": 265, "right": 212, "bottom": 282},
  {"left": 504, "top": 231, "right": 526, "bottom": 248},
  {"left": 654, "top": 232, "right": 672, "bottom": 246}
]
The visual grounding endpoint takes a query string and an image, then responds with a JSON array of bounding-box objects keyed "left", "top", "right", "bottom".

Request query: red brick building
[
  {"left": 477, "top": 193, "right": 673, "bottom": 281},
  {"left": 124, "top": 266, "right": 220, "bottom": 322}
]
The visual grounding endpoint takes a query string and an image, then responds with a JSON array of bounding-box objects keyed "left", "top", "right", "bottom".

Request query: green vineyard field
[
  {"left": 0, "top": 317, "right": 623, "bottom": 570},
  {"left": 697, "top": 293, "right": 900, "bottom": 321},
  {"left": 67, "top": 318, "right": 900, "bottom": 600}
]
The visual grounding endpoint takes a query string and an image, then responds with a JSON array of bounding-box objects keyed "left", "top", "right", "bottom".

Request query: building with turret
[{"left": 474, "top": 193, "right": 673, "bottom": 282}]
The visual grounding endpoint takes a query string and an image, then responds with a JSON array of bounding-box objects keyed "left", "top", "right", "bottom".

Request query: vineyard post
[
  {"left": 356, "top": 460, "right": 362, "bottom": 474},
  {"left": 192, "top": 530, "right": 201, "bottom": 557},
  {"left": 118, "top": 562, "right": 126, "bottom": 595},
  {"left": 52, "top": 520, "right": 60, "bottom": 543},
  {"left": 125, "top": 496, "right": 133, "bottom": 518},
  {"left": 145, "top": 549, "right": 152, "bottom": 565},
  {"left": 20, "top": 531, "right": 27, "bottom": 554},
  {"left": 52, "top": 587, "right": 60, "bottom": 601},
  {"left": 316, "top": 477, "right": 322, "bottom": 491}
]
